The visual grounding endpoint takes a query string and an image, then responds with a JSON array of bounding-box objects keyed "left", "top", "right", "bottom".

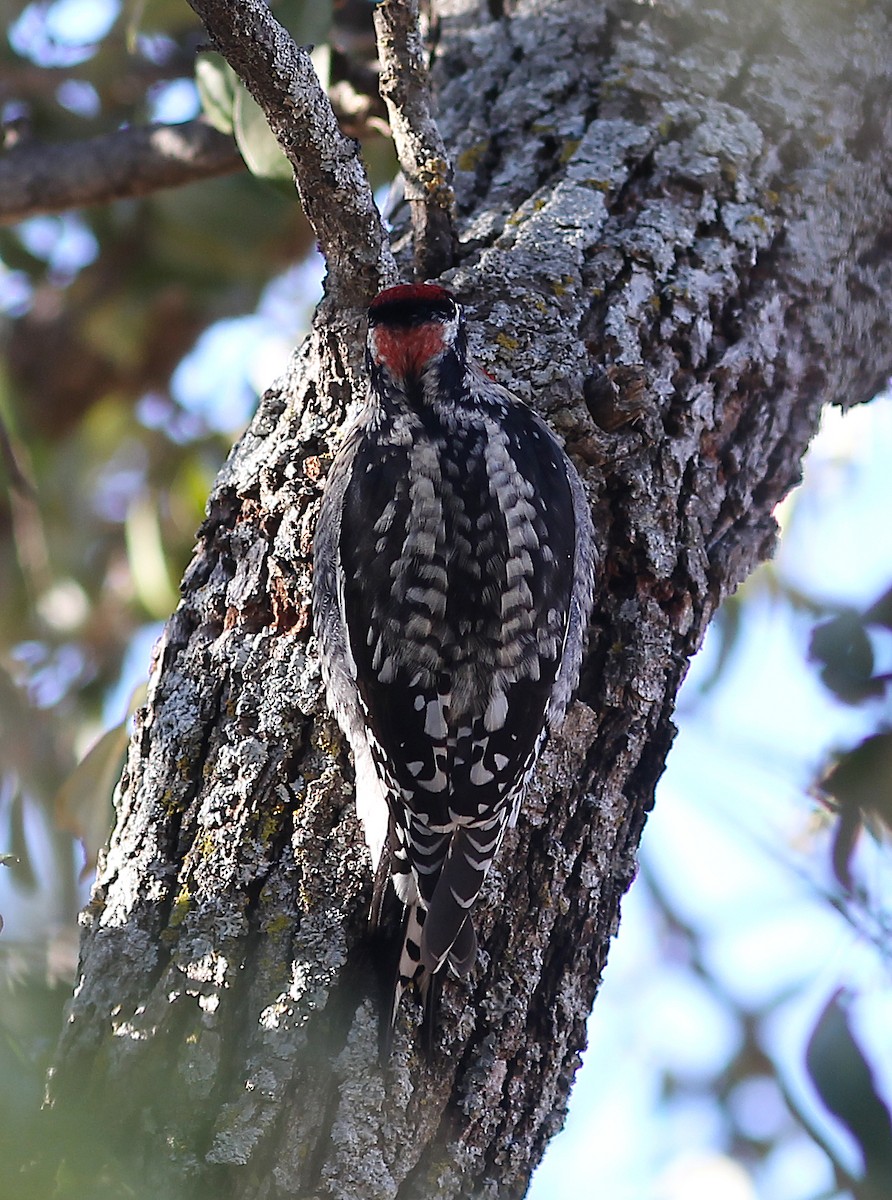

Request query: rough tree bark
[{"left": 47, "top": 0, "right": 891, "bottom": 1197}]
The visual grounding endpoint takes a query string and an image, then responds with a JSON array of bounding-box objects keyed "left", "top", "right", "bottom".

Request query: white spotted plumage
[{"left": 312, "top": 284, "right": 596, "bottom": 1046}]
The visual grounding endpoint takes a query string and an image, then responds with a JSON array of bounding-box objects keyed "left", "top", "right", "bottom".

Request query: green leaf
[
  {"left": 125, "top": 493, "right": 179, "bottom": 619},
  {"left": 275, "top": 0, "right": 334, "bottom": 46},
  {"left": 54, "top": 718, "right": 135, "bottom": 875},
  {"left": 822, "top": 732, "right": 892, "bottom": 833},
  {"left": 809, "top": 611, "right": 882, "bottom": 705},
  {"left": 233, "top": 83, "right": 294, "bottom": 187},
  {"left": 196, "top": 52, "right": 238, "bottom": 136},
  {"left": 806, "top": 991, "right": 892, "bottom": 1194},
  {"left": 123, "top": 0, "right": 147, "bottom": 53}
]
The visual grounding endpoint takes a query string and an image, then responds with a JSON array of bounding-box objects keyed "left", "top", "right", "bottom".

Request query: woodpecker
[{"left": 312, "top": 283, "right": 595, "bottom": 1043}]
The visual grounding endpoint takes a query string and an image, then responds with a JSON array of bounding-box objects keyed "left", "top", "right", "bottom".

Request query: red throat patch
[{"left": 371, "top": 323, "right": 448, "bottom": 379}]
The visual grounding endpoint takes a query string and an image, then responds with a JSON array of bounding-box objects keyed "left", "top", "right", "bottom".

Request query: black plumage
[{"left": 312, "top": 284, "right": 596, "bottom": 1042}]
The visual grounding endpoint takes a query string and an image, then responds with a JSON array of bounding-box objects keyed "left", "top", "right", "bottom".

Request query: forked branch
[
  {"left": 374, "top": 0, "right": 456, "bottom": 279},
  {"left": 186, "top": 0, "right": 397, "bottom": 304}
]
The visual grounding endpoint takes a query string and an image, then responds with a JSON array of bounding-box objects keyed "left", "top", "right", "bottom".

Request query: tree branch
[
  {"left": 186, "top": 0, "right": 397, "bottom": 306},
  {"left": 374, "top": 0, "right": 456, "bottom": 279},
  {"left": 0, "top": 121, "right": 244, "bottom": 225}
]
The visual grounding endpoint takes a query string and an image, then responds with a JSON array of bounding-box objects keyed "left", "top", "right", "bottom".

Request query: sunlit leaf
[
  {"left": 54, "top": 720, "right": 131, "bottom": 875},
  {"left": 195, "top": 52, "right": 237, "bottom": 136},
  {"left": 123, "top": 0, "right": 147, "bottom": 54},
  {"left": 125, "top": 493, "right": 179, "bottom": 619},
  {"left": 310, "top": 42, "right": 331, "bottom": 90},
  {"left": 233, "top": 82, "right": 295, "bottom": 189}
]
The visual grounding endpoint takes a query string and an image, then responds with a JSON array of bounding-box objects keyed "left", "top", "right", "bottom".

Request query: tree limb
[
  {"left": 374, "top": 0, "right": 456, "bottom": 279},
  {"left": 186, "top": 0, "right": 398, "bottom": 306},
  {"left": 0, "top": 121, "right": 244, "bottom": 226}
]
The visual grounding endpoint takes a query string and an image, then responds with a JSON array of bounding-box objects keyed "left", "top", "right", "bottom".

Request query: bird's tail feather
[
  {"left": 420, "top": 822, "right": 504, "bottom": 972},
  {"left": 382, "top": 818, "right": 505, "bottom": 1056}
]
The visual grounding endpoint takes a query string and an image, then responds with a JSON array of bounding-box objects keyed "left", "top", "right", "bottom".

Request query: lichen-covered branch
[
  {"left": 0, "top": 121, "right": 243, "bottom": 226},
  {"left": 374, "top": 0, "right": 456, "bottom": 278},
  {"left": 186, "top": 0, "right": 397, "bottom": 305},
  {"left": 47, "top": 1, "right": 892, "bottom": 1198}
]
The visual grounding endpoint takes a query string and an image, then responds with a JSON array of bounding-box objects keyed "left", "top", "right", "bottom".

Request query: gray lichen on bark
[{"left": 48, "top": 1, "right": 892, "bottom": 1198}]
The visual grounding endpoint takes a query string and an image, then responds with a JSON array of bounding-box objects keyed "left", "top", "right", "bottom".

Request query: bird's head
[{"left": 367, "top": 284, "right": 463, "bottom": 383}]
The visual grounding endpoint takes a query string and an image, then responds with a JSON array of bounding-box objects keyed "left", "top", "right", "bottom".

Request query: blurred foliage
[
  {"left": 812, "top": 588, "right": 892, "bottom": 891},
  {"left": 804, "top": 586, "right": 892, "bottom": 1198},
  {"left": 807, "top": 991, "right": 892, "bottom": 1200}
]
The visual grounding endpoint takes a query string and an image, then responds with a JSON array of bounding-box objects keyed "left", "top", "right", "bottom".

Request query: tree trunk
[{"left": 48, "top": 1, "right": 892, "bottom": 1197}]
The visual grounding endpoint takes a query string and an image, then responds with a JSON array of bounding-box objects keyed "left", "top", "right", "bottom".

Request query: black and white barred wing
[{"left": 335, "top": 397, "right": 585, "bottom": 973}]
